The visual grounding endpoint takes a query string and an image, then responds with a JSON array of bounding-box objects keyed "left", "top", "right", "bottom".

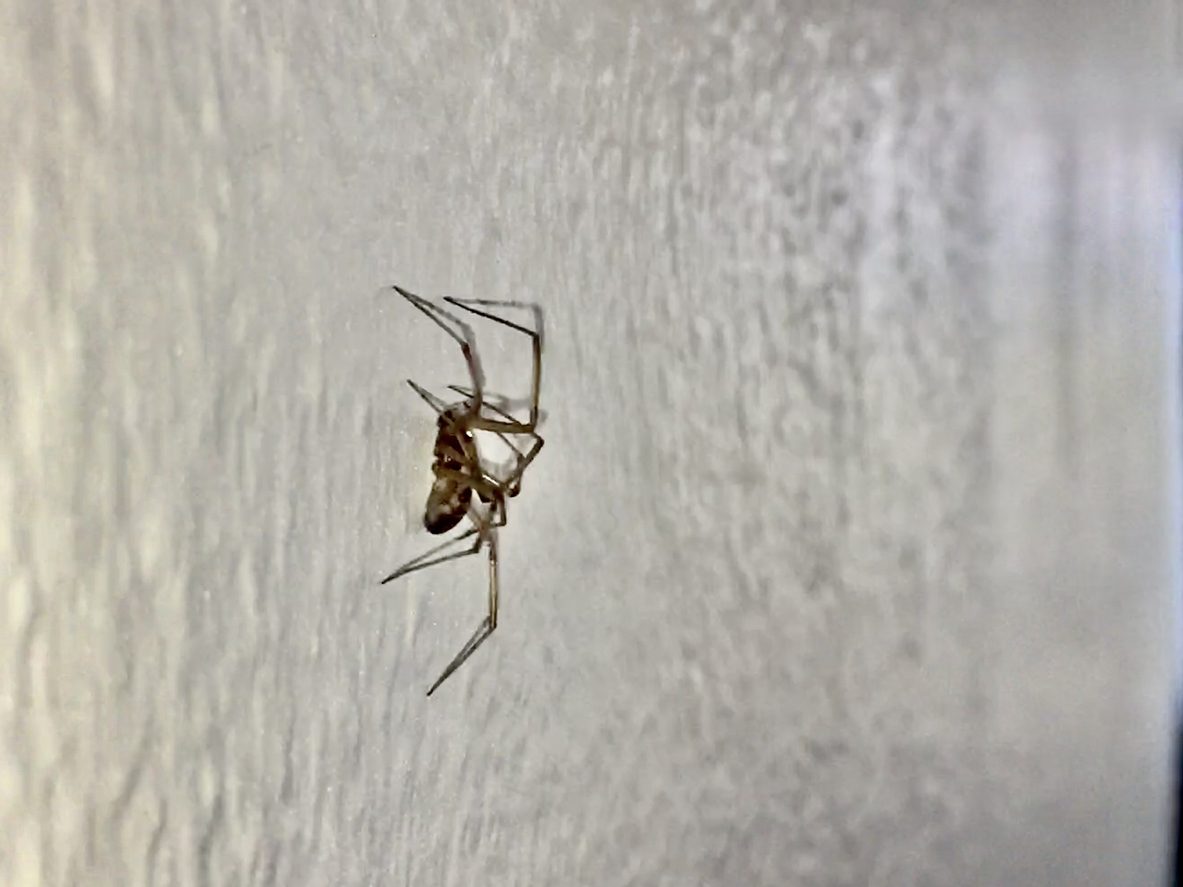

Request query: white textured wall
[{"left": 1, "top": 1, "right": 1177, "bottom": 885}]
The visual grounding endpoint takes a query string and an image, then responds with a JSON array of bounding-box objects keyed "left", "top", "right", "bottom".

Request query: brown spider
[{"left": 380, "top": 285, "right": 544, "bottom": 696}]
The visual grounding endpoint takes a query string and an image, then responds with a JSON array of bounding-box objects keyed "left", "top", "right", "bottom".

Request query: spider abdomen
[
  {"left": 424, "top": 477, "right": 471, "bottom": 534},
  {"left": 424, "top": 421, "right": 477, "bottom": 535}
]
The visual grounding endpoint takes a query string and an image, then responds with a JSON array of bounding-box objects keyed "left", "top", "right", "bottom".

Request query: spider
[{"left": 380, "top": 285, "right": 544, "bottom": 696}]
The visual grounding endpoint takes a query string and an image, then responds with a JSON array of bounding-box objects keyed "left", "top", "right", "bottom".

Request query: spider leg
[
  {"left": 390, "top": 285, "right": 486, "bottom": 410},
  {"left": 379, "top": 525, "right": 481, "bottom": 585},
  {"left": 442, "top": 297, "right": 542, "bottom": 429},
  {"left": 425, "top": 507, "right": 501, "bottom": 697},
  {"left": 426, "top": 615, "right": 492, "bottom": 697},
  {"left": 447, "top": 385, "right": 544, "bottom": 495},
  {"left": 407, "top": 379, "right": 449, "bottom": 416},
  {"left": 447, "top": 386, "right": 529, "bottom": 455},
  {"left": 431, "top": 466, "right": 512, "bottom": 513},
  {"left": 500, "top": 435, "right": 544, "bottom": 496}
]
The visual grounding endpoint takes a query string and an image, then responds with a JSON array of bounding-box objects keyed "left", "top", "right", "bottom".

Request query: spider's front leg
[
  {"left": 446, "top": 385, "right": 545, "bottom": 497},
  {"left": 390, "top": 285, "right": 488, "bottom": 413},
  {"left": 442, "top": 297, "right": 543, "bottom": 431}
]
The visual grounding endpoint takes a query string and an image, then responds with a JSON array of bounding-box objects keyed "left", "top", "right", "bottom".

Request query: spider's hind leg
[
  {"left": 424, "top": 507, "right": 502, "bottom": 697},
  {"left": 379, "top": 525, "right": 481, "bottom": 585}
]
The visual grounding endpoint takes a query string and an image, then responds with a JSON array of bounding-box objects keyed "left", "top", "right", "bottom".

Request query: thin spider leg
[
  {"left": 447, "top": 385, "right": 524, "bottom": 425},
  {"left": 490, "top": 496, "right": 508, "bottom": 527},
  {"left": 407, "top": 379, "right": 449, "bottom": 416},
  {"left": 442, "top": 298, "right": 541, "bottom": 428},
  {"left": 468, "top": 488, "right": 508, "bottom": 528},
  {"left": 426, "top": 617, "right": 492, "bottom": 696},
  {"left": 447, "top": 385, "right": 545, "bottom": 493},
  {"left": 446, "top": 384, "right": 518, "bottom": 415},
  {"left": 467, "top": 413, "right": 542, "bottom": 438},
  {"left": 424, "top": 513, "right": 500, "bottom": 696},
  {"left": 390, "top": 285, "right": 486, "bottom": 409},
  {"left": 432, "top": 466, "right": 510, "bottom": 506},
  {"left": 456, "top": 430, "right": 542, "bottom": 497},
  {"left": 487, "top": 514, "right": 499, "bottom": 629},
  {"left": 379, "top": 525, "right": 480, "bottom": 585},
  {"left": 500, "top": 434, "right": 544, "bottom": 495},
  {"left": 485, "top": 426, "right": 527, "bottom": 464},
  {"left": 448, "top": 384, "right": 530, "bottom": 461},
  {"left": 441, "top": 298, "right": 539, "bottom": 337},
  {"left": 448, "top": 384, "right": 543, "bottom": 436}
]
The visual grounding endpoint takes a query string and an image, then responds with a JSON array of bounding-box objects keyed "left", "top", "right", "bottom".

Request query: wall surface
[{"left": 1, "top": 1, "right": 1178, "bottom": 885}]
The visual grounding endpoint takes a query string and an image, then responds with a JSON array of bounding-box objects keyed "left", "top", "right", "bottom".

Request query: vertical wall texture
[{"left": 1, "top": 0, "right": 1177, "bottom": 885}]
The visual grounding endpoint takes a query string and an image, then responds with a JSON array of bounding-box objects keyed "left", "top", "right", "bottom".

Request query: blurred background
[{"left": 1, "top": 1, "right": 1179, "bottom": 885}]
